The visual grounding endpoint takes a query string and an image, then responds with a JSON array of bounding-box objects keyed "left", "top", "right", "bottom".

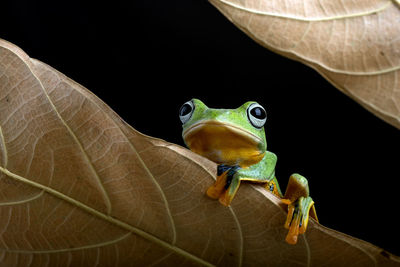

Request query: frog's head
[{"left": 179, "top": 99, "right": 267, "bottom": 167}]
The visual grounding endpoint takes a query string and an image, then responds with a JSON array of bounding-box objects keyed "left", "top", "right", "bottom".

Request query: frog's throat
[
  {"left": 182, "top": 120, "right": 265, "bottom": 166},
  {"left": 183, "top": 120, "right": 263, "bottom": 145}
]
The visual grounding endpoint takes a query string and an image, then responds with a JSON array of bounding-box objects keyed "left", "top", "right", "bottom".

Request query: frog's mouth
[{"left": 183, "top": 120, "right": 264, "bottom": 166}]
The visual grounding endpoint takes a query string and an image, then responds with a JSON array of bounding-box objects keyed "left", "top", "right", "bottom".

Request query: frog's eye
[
  {"left": 247, "top": 103, "right": 267, "bottom": 128},
  {"left": 179, "top": 100, "right": 195, "bottom": 124}
]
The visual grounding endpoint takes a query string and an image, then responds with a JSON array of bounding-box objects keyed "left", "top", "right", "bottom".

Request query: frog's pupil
[
  {"left": 180, "top": 103, "right": 192, "bottom": 116},
  {"left": 251, "top": 107, "right": 266, "bottom": 119}
]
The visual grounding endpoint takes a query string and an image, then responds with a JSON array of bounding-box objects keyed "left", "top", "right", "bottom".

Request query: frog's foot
[
  {"left": 206, "top": 164, "right": 240, "bottom": 206},
  {"left": 283, "top": 196, "right": 315, "bottom": 244},
  {"left": 206, "top": 165, "right": 228, "bottom": 199},
  {"left": 282, "top": 174, "right": 318, "bottom": 245}
]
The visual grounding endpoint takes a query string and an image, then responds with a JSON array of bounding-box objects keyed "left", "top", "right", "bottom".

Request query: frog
[{"left": 179, "top": 99, "right": 318, "bottom": 244}]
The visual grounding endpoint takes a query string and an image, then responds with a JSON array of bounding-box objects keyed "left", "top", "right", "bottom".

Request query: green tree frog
[{"left": 179, "top": 99, "right": 318, "bottom": 244}]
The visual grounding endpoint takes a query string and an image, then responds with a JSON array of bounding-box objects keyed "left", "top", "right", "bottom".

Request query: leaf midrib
[
  {"left": 0, "top": 166, "right": 214, "bottom": 267},
  {"left": 213, "top": 0, "right": 391, "bottom": 22}
]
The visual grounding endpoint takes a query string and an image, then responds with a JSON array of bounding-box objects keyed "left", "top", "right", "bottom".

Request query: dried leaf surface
[
  {"left": 208, "top": 0, "right": 400, "bottom": 129},
  {"left": 0, "top": 39, "right": 399, "bottom": 266}
]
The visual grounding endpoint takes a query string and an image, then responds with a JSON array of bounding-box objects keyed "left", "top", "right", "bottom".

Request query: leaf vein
[
  {"left": 4, "top": 232, "right": 132, "bottom": 254},
  {"left": 0, "top": 190, "right": 44, "bottom": 206},
  {"left": 0, "top": 125, "right": 8, "bottom": 167},
  {"left": 213, "top": 0, "right": 392, "bottom": 22},
  {"left": 165, "top": 145, "right": 243, "bottom": 267},
  {"left": 8, "top": 52, "right": 114, "bottom": 215},
  {"left": 40, "top": 65, "right": 179, "bottom": 246},
  {"left": 0, "top": 166, "right": 214, "bottom": 266}
]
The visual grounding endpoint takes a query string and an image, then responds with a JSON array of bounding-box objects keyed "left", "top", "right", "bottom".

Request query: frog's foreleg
[
  {"left": 219, "top": 166, "right": 241, "bottom": 206},
  {"left": 206, "top": 165, "right": 229, "bottom": 199},
  {"left": 206, "top": 164, "right": 241, "bottom": 206},
  {"left": 282, "top": 174, "right": 318, "bottom": 244}
]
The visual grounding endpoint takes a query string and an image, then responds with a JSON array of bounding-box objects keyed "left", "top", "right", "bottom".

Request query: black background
[{"left": 2, "top": 0, "right": 400, "bottom": 256}]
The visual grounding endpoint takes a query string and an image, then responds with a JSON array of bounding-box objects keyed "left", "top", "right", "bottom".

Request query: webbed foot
[
  {"left": 283, "top": 196, "right": 315, "bottom": 244},
  {"left": 206, "top": 164, "right": 240, "bottom": 206},
  {"left": 282, "top": 174, "right": 318, "bottom": 244}
]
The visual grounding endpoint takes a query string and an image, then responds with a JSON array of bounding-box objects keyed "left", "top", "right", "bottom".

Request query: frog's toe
[
  {"left": 206, "top": 174, "right": 227, "bottom": 199},
  {"left": 284, "top": 196, "right": 315, "bottom": 245},
  {"left": 218, "top": 184, "right": 240, "bottom": 206},
  {"left": 207, "top": 165, "right": 240, "bottom": 204},
  {"left": 218, "top": 190, "right": 232, "bottom": 206}
]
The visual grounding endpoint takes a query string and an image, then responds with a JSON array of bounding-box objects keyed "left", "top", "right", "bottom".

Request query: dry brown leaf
[
  {"left": 208, "top": 0, "right": 400, "bottom": 129},
  {"left": 0, "top": 39, "right": 399, "bottom": 266}
]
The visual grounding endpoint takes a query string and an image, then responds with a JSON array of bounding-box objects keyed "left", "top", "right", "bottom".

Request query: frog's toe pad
[
  {"left": 284, "top": 197, "right": 314, "bottom": 245},
  {"left": 206, "top": 185, "right": 222, "bottom": 199},
  {"left": 218, "top": 190, "right": 234, "bottom": 206},
  {"left": 206, "top": 171, "right": 229, "bottom": 200},
  {"left": 284, "top": 204, "right": 302, "bottom": 245}
]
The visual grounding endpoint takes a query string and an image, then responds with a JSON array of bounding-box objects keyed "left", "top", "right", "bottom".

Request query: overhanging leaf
[
  {"left": 0, "top": 39, "right": 399, "bottom": 266},
  {"left": 208, "top": 0, "right": 400, "bottom": 129}
]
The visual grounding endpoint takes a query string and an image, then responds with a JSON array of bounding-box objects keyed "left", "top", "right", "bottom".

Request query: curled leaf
[
  {"left": 208, "top": 0, "right": 400, "bottom": 129},
  {"left": 0, "top": 39, "right": 399, "bottom": 266}
]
